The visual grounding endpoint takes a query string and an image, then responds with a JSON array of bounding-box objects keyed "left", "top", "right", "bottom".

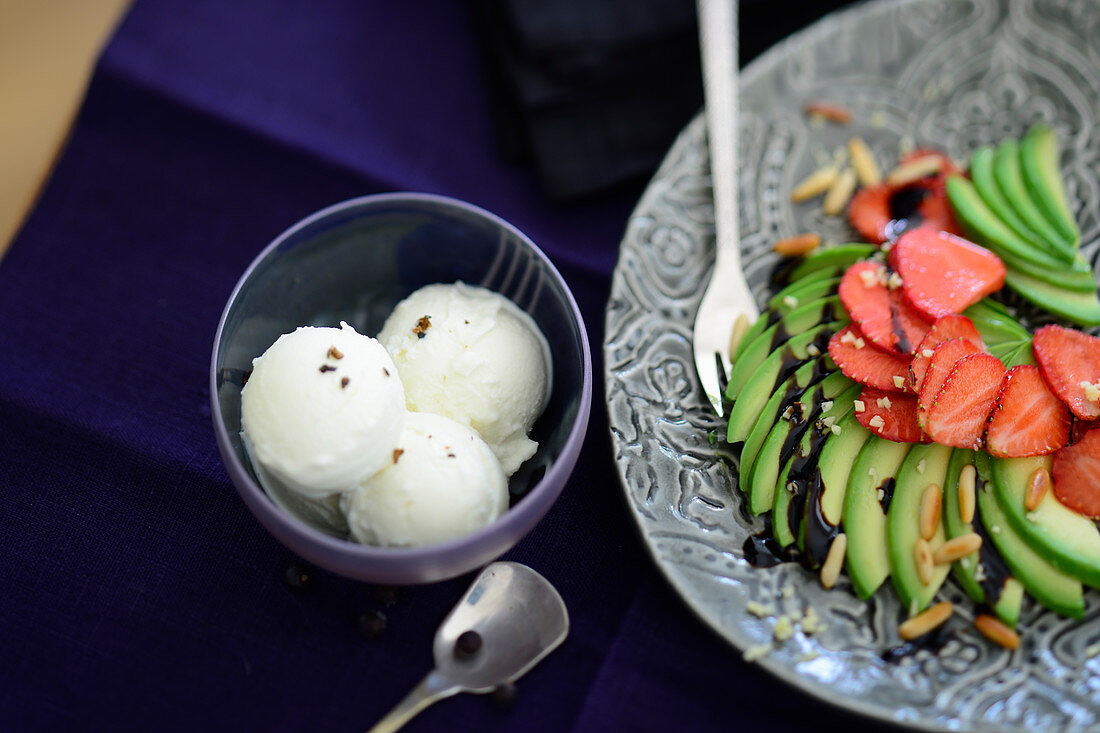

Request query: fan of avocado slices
[
  {"left": 945, "top": 124, "right": 1100, "bottom": 327},
  {"left": 724, "top": 226, "right": 1098, "bottom": 640}
]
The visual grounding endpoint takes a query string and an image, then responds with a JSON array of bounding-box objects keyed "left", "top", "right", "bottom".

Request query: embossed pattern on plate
[{"left": 604, "top": 0, "right": 1100, "bottom": 730}]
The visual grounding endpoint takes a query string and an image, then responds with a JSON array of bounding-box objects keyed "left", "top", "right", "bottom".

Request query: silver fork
[{"left": 692, "top": 0, "right": 758, "bottom": 416}]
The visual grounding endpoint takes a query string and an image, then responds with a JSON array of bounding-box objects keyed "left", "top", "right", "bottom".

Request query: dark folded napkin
[{"left": 473, "top": 0, "right": 858, "bottom": 200}]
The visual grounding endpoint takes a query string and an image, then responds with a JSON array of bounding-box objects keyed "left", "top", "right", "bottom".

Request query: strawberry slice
[
  {"left": 909, "top": 314, "right": 986, "bottom": 391},
  {"left": 1051, "top": 429, "right": 1100, "bottom": 519},
  {"left": 925, "top": 352, "right": 1006, "bottom": 449},
  {"left": 827, "top": 324, "right": 912, "bottom": 394},
  {"left": 838, "top": 261, "right": 931, "bottom": 355},
  {"left": 1071, "top": 417, "right": 1100, "bottom": 445},
  {"left": 917, "top": 338, "right": 983, "bottom": 431},
  {"left": 888, "top": 229, "right": 1005, "bottom": 319},
  {"left": 845, "top": 149, "right": 964, "bottom": 245},
  {"left": 854, "top": 387, "right": 927, "bottom": 443},
  {"left": 848, "top": 184, "right": 893, "bottom": 244},
  {"left": 986, "top": 365, "right": 1071, "bottom": 457},
  {"left": 1033, "top": 324, "right": 1100, "bottom": 420}
]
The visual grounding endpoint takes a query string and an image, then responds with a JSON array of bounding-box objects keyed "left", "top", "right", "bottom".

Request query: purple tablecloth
[{"left": 0, "top": 1, "right": 893, "bottom": 730}]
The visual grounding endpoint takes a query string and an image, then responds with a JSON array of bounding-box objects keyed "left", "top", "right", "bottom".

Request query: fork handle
[
  {"left": 697, "top": 0, "right": 740, "bottom": 270},
  {"left": 366, "top": 671, "right": 460, "bottom": 733}
]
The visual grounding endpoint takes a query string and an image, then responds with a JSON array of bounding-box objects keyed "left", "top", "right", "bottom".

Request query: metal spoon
[{"left": 367, "top": 562, "right": 569, "bottom": 733}]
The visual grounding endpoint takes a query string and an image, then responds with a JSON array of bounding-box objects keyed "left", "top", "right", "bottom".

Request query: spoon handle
[{"left": 366, "top": 671, "right": 461, "bottom": 733}]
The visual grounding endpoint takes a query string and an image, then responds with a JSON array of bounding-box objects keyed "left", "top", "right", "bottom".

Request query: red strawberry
[
  {"left": 888, "top": 229, "right": 1005, "bottom": 319},
  {"left": 909, "top": 314, "right": 986, "bottom": 391},
  {"left": 827, "top": 324, "right": 913, "bottom": 394},
  {"left": 846, "top": 149, "right": 964, "bottom": 245},
  {"left": 854, "top": 387, "right": 927, "bottom": 443},
  {"left": 1051, "top": 429, "right": 1100, "bottom": 519},
  {"left": 1071, "top": 417, "right": 1100, "bottom": 445},
  {"left": 917, "top": 338, "right": 983, "bottom": 431},
  {"left": 1033, "top": 324, "right": 1100, "bottom": 420},
  {"left": 986, "top": 365, "right": 1071, "bottom": 457},
  {"left": 848, "top": 184, "right": 892, "bottom": 244},
  {"left": 839, "top": 261, "right": 931, "bottom": 355},
  {"left": 925, "top": 352, "right": 1006, "bottom": 449}
]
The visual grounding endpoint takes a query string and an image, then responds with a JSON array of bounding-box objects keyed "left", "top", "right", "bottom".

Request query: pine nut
[
  {"left": 914, "top": 538, "right": 934, "bottom": 585},
  {"left": 886, "top": 155, "right": 943, "bottom": 186},
  {"left": 848, "top": 137, "right": 882, "bottom": 186},
  {"left": 772, "top": 233, "right": 822, "bottom": 257},
  {"left": 820, "top": 533, "right": 847, "bottom": 589},
  {"left": 974, "top": 614, "right": 1021, "bottom": 650},
  {"left": 728, "top": 313, "right": 751, "bottom": 359},
  {"left": 804, "top": 101, "right": 852, "bottom": 124},
  {"left": 933, "top": 533, "right": 982, "bottom": 564},
  {"left": 958, "top": 464, "right": 976, "bottom": 524},
  {"left": 1025, "top": 467, "right": 1051, "bottom": 512},
  {"left": 822, "top": 168, "right": 858, "bottom": 216},
  {"left": 919, "top": 483, "right": 942, "bottom": 541},
  {"left": 898, "top": 601, "right": 954, "bottom": 640},
  {"left": 791, "top": 166, "right": 839, "bottom": 202}
]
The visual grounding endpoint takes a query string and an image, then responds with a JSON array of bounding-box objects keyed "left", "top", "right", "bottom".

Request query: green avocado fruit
[
  {"left": 843, "top": 437, "right": 913, "bottom": 599},
  {"left": 887, "top": 443, "right": 954, "bottom": 613},
  {"left": 993, "top": 140, "right": 1077, "bottom": 262},
  {"left": 991, "top": 455, "right": 1100, "bottom": 589},
  {"left": 1020, "top": 124, "right": 1080, "bottom": 250}
]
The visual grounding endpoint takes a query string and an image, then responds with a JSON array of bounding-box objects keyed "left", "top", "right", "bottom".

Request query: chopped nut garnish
[
  {"left": 922, "top": 348, "right": 935, "bottom": 358},
  {"left": 773, "top": 616, "right": 795, "bottom": 642},
  {"left": 876, "top": 396, "right": 893, "bottom": 409},
  {"left": 746, "top": 601, "right": 771, "bottom": 618},
  {"left": 868, "top": 415, "right": 886, "bottom": 430},
  {"left": 743, "top": 643, "right": 774, "bottom": 662},
  {"left": 886, "top": 155, "right": 943, "bottom": 186},
  {"left": 806, "top": 343, "right": 820, "bottom": 357},
  {"left": 412, "top": 315, "right": 432, "bottom": 339},
  {"left": 853, "top": 337, "right": 866, "bottom": 349},
  {"left": 1079, "top": 380, "right": 1100, "bottom": 403},
  {"left": 327, "top": 346, "right": 344, "bottom": 359},
  {"left": 887, "top": 272, "right": 903, "bottom": 290},
  {"left": 893, "top": 375, "right": 906, "bottom": 389},
  {"left": 773, "top": 233, "right": 823, "bottom": 257},
  {"left": 853, "top": 400, "right": 865, "bottom": 413},
  {"left": 821, "top": 400, "right": 833, "bottom": 412},
  {"left": 783, "top": 295, "right": 800, "bottom": 309},
  {"left": 859, "top": 268, "right": 878, "bottom": 288},
  {"left": 805, "top": 101, "right": 852, "bottom": 124},
  {"left": 822, "top": 168, "right": 858, "bottom": 215},
  {"left": 916, "top": 459, "right": 926, "bottom": 475},
  {"left": 791, "top": 166, "right": 840, "bottom": 202},
  {"left": 392, "top": 448, "right": 404, "bottom": 463},
  {"left": 841, "top": 331, "right": 856, "bottom": 345}
]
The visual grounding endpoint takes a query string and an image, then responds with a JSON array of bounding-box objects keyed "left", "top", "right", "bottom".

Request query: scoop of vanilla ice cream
[
  {"left": 378, "top": 282, "right": 551, "bottom": 476},
  {"left": 241, "top": 322, "right": 405, "bottom": 499},
  {"left": 341, "top": 411, "right": 508, "bottom": 546}
]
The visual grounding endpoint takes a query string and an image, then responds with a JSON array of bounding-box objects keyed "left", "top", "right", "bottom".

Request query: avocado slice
[
  {"left": 739, "top": 356, "right": 833, "bottom": 496},
  {"left": 726, "top": 322, "right": 842, "bottom": 444},
  {"left": 817, "top": 410, "right": 872, "bottom": 527},
  {"left": 975, "top": 455, "right": 1084, "bottom": 619},
  {"left": 990, "top": 455, "right": 1100, "bottom": 589},
  {"left": 726, "top": 295, "right": 845, "bottom": 399},
  {"left": 993, "top": 140, "right": 1076, "bottom": 262},
  {"left": 1020, "top": 124, "right": 1080, "bottom": 249},
  {"left": 734, "top": 276, "right": 841, "bottom": 363},
  {"left": 970, "top": 146, "right": 1049, "bottom": 251},
  {"left": 1004, "top": 267, "right": 1100, "bottom": 327},
  {"left": 784, "top": 243, "right": 875, "bottom": 283},
  {"left": 770, "top": 385, "right": 862, "bottom": 554},
  {"left": 748, "top": 375, "right": 855, "bottom": 515},
  {"left": 946, "top": 175, "right": 1070, "bottom": 270},
  {"left": 887, "top": 443, "right": 954, "bottom": 612},
  {"left": 743, "top": 366, "right": 849, "bottom": 504},
  {"left": 843, "top": 437, "right": 913, "bottom": 599},
  {"left": 942, "top": 450, "right": 1024, "bottom": 626}
]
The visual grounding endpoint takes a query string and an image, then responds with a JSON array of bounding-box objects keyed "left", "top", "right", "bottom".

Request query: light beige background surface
[{"left": 0, "top": 0, "right": 131, "bottom": 257}]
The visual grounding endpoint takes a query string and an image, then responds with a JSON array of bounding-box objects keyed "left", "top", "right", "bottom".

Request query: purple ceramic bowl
[{"left": 210, "top": 193, "right": 591, "bottom": 584}]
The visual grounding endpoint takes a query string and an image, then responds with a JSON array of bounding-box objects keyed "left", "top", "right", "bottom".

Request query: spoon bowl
[{"left": 369, "top": 562, "right": 568, "bottom": 732}]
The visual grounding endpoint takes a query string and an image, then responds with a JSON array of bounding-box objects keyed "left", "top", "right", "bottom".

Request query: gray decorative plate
[{"left": 604, "top": 0, "right": 1100, "bottom": 730}]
